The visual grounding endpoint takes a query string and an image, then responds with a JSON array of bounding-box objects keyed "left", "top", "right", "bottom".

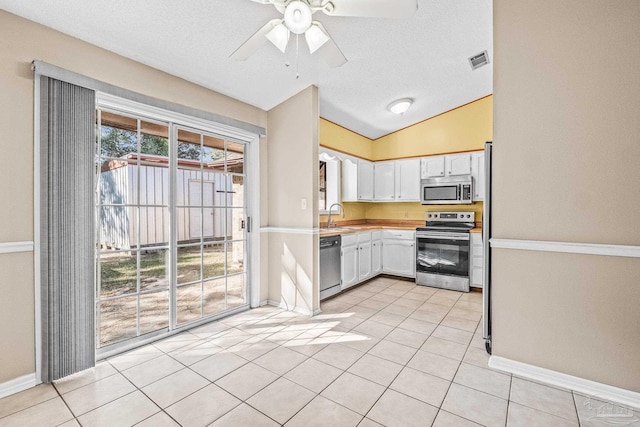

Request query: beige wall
[
  {"left": 0, "top": 10, "right": 267, "bottom": 384},
  {"left": 493, "top": 0, "right": 640, "bottom": 391},
  {"left": 266, "top": 87, "right": 320, "bottom": 313}
]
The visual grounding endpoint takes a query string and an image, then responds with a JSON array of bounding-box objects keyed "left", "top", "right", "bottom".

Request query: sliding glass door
[{"left": 95, "top": 109, "right": 248, "bottom": 352}]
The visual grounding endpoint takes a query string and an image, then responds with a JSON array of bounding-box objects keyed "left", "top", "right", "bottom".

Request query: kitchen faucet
[{"left": 327, "top": 203, "right": 343, "bottom": 228}]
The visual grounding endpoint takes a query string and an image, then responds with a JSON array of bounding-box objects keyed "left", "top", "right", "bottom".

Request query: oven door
[{"left": 416, "top": 231, "right": 470, "bottom": 277}]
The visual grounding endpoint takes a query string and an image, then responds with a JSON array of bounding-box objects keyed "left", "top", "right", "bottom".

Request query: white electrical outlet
[{"left": 301, "top": 198, "right": 307, "bottom": 210}]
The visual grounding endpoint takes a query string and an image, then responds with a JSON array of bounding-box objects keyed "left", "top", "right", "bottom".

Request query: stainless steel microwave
[{"left": 421, "top": 176, "right": 473, "bottom": 204}]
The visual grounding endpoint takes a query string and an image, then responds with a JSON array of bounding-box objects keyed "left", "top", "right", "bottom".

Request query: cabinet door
[
  {"left": 382, "top": 240, "right": 416, "bottom": 277},
  {"left": 358, "top": 241, "right": 372, "bottom": 280},
  {"left": 396, "top": 158, "right": 421, "bottom": 201},
  {"left": 374, "top": 161, "right": 395, "bottom": 201},
  {"left": 371, "top": 240, "right": 382, "bottom": 275},
  {"left": 342, "top": 158, "right": 358, "bottom": 202},
  {"left": 341, "top": 245, "right": 359, "bottom": 289},
  {"left": 471, "top": 151, "right": 485, "bottom": 201},
  {"left": 446, "top": 153, "right": 472, "bottom": 176},
  {"left": 357, "top": 160, "right": 374, "bottom": 201},
  {"left": 420, "top": 156, "right": 445, "bottom": 178}
]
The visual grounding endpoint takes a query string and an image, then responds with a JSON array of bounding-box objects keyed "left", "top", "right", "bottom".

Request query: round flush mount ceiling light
[
  {"left": 284, "top": 1, "right": 313, "bottom": 34},
  {"left": 388, "top": 98, "right": 413, "bottom": 115}
]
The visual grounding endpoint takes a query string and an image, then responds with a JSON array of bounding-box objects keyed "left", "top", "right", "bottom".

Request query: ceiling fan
[{"left": 231, "top": 0, "right": 418, "bottom": 68}]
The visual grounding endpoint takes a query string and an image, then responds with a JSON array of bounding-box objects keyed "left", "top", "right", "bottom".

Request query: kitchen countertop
[{"left": 320, "top": 221, "right": 482, "bottom": 237}]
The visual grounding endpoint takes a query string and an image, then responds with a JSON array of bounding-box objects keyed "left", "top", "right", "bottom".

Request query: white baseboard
[
  {"left": 265, "top": 299, "right": 314, "bottom": 317},
  {"left": 0, "top": 373, "right": 39, "bottom": 399},
  {"left": 489, "top": 356, "right": 640, "bottom": 410}
]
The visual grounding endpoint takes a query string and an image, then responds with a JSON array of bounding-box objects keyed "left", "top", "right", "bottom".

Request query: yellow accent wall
[
  {"left": 373, "top": 96, "right": 493, "bottom": 160},
  {"left": 319, "top": 119, "right": 372, "bottom": 159},
  {"left": 319, "top": 96, "right": 492, "bottom": 223}
]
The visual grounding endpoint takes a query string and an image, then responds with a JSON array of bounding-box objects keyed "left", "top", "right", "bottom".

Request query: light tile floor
[{"left": 0, "top": 276, "right": 638, "bottom": 426}]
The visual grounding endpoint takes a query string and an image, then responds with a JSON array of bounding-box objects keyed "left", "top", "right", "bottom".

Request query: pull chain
[{"left": 296, "top": 33, "right": 300, "bottom": 79}]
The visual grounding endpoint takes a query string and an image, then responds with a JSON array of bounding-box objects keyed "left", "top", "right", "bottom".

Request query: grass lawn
[{"left": 98, "top": 244, "right": 245, "bottom": 346}]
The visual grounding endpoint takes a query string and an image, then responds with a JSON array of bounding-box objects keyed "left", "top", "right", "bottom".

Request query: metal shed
[{"left": 99, "top": 154, "right": 234, "bottom": 250}]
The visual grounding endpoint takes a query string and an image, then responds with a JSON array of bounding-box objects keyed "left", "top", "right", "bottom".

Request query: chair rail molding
[
  {"left": 0, "top": 241, "right": 35, "bottom": 254},
  {"left": 490, "top": 238, "right": 640, "bottom": 258}
]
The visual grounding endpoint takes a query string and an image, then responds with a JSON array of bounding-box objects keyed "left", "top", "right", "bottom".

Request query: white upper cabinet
[
  {"left": 395, "top": 158, "right": 421, "bottom": 201},
  {"left": 357, "top": 160, "right": 374, "bottom": 201},
  {"left": 342, "top": 157, "right": 358, "bottom": 202},
  {"left": 421, "top": 156, "right": 445, "bottom": 178},
  {"left": 445, "top": 153, "right": 472, "bottom": 176},
  {"left": 471, "top": 151, "right": 485, "bottom": 201},
  {"left": 374, "top": 161, "right": 395, "bottom": 201}
]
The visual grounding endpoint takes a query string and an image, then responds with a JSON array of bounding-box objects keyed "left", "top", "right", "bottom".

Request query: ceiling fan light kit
[
  {"left": 388, "top": 98, "right": 413, "bottom": 115},
  {"left": 266, "top": 23, "right": 290, "bottom": 53},
  {"left": 284, "top": 1, "right": 313, "bottom": 34},
  {"left": 232, "top": 0, "right": 418, "bottom": 68}
]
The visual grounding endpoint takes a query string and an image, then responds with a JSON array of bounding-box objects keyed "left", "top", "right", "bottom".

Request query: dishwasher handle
[{"left": 320, "top": 236, "right": 342, "bottom": 249}]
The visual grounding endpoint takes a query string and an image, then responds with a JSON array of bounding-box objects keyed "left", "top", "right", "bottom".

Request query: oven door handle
[{"left": 417, "top": 232, "right": 470, "bottom": 241}]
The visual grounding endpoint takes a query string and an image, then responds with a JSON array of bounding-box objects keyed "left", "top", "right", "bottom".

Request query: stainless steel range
[{"left": 416, "top": 211, "right": 475, "bottom": 292}]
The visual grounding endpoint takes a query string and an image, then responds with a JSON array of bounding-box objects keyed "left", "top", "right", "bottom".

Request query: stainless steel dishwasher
[{"left": 320, "top": 235, "right": 341, "bottom": 300}]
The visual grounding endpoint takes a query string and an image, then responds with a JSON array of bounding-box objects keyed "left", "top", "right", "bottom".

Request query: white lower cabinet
[
  {"left": 381, "top": 230, "right": 416, "bottom": 278},
  {"left": 340, "top": 229, "right": 413, "bottom": 291},
  {"left": 341, "top": 232, "right": 373, "bottom": 291},
  {"left": 371, "top": 232, "right": 382, "bottom": 276},
  {"left": 470, "top": 232, "right": 483, "bottom": 288},
  {"left": 341, "top": 238, "right": 359, "bottom": 290}
]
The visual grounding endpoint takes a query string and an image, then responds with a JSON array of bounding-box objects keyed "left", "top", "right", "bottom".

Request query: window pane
[
  {"left": 99, "top": 295, "right": 138, "bottom": 345},
  {"left": 227, "top": 274, "right": 246, "bottom": 309},
  {"left": 138, "top": 164, "right": 169, "bottom": 206},
  {"left": 227, "top": 241, "right": 244, "bottom": 276},
  {"left": 228, "top": 208, "right": 245, "bottom": 241},
  {"left": 140, "top": 249, "right": 169, "bottom": 292},
  {"left": 178, "top": 129, "right": 202, "bottom": 161},
  {"left": 100, "top": 251, "right": 137, "bottom": 298},
  {"left": 100, "top": 127, "right": 137, "bottom": 159},
  {"left": 177, "top": 245, "right": 202, "bottom": 284},
  {"left": 140, "top": 120, "right": 169, "bottom": 157},
  {"left": 139, "top": 291, "right": 169, "bottom": 335},
  {"left": 226, "top": 141, "right": 245, "bottom": 175},
  {"left": 203, "top": 277, "right": 226, "bottom": 315},
  {"left": 203, "top": 135, "right": 225, "bottom": 172},
  {"left": 176, "top": 207, "right": 201, "bottom": 243},
  {"left": 139, "top": 207, "right": 169, "bottom": 247},
  {"left": 203, "top": 243, "right": 225, "bottom": 280},
  {"left": 99, "top": 206, "right": 134, "bottom": 250},
  {"left": 99, "top": 159, "right": 135, "bottom": 205},
  {"left": 228, "top": 175, "right": 244, "bottom": 208},
  {"left": 202, "top": 207, "right": 227, "bottom": 243},
  {"left": 177, "top": 283, "right": 202, "bottom": 324}
]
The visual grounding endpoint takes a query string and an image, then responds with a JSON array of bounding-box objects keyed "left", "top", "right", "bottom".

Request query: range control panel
[{"left": 426, "top": 211, "right": 475, "bottom": 222}]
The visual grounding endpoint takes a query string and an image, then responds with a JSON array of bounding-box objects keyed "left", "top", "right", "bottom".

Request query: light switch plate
[{"left": 301, "top": 198, "right": 307, "bottom": 210}]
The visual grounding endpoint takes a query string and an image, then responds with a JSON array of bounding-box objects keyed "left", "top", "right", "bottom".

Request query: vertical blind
[{"left": 40, "top": 77, "right": 96, "bottom": 382}]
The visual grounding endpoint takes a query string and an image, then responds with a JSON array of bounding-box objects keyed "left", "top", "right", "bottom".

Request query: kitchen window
[{"left": 319, "top": 151, "right": 340, "bottom": 214}]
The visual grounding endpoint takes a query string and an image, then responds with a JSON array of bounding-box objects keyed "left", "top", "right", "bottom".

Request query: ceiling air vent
[{"left": 469, "top": 50, "right": 490, "bottom": 70}]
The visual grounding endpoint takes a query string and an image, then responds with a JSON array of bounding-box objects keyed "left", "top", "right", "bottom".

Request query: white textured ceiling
[{"left": 0, "top": 0, "right": 492, "bottom": 139}]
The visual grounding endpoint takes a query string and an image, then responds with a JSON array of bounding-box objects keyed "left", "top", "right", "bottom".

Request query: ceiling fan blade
[
  {"left": 313, "top": 23, "right": 347, "bottom": 67},
  {"left": 321, "top": 0, "right": 418, "bottom": 18},
  {"left": 230, "top": 19, "right": 282, "bottom": 60}
]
